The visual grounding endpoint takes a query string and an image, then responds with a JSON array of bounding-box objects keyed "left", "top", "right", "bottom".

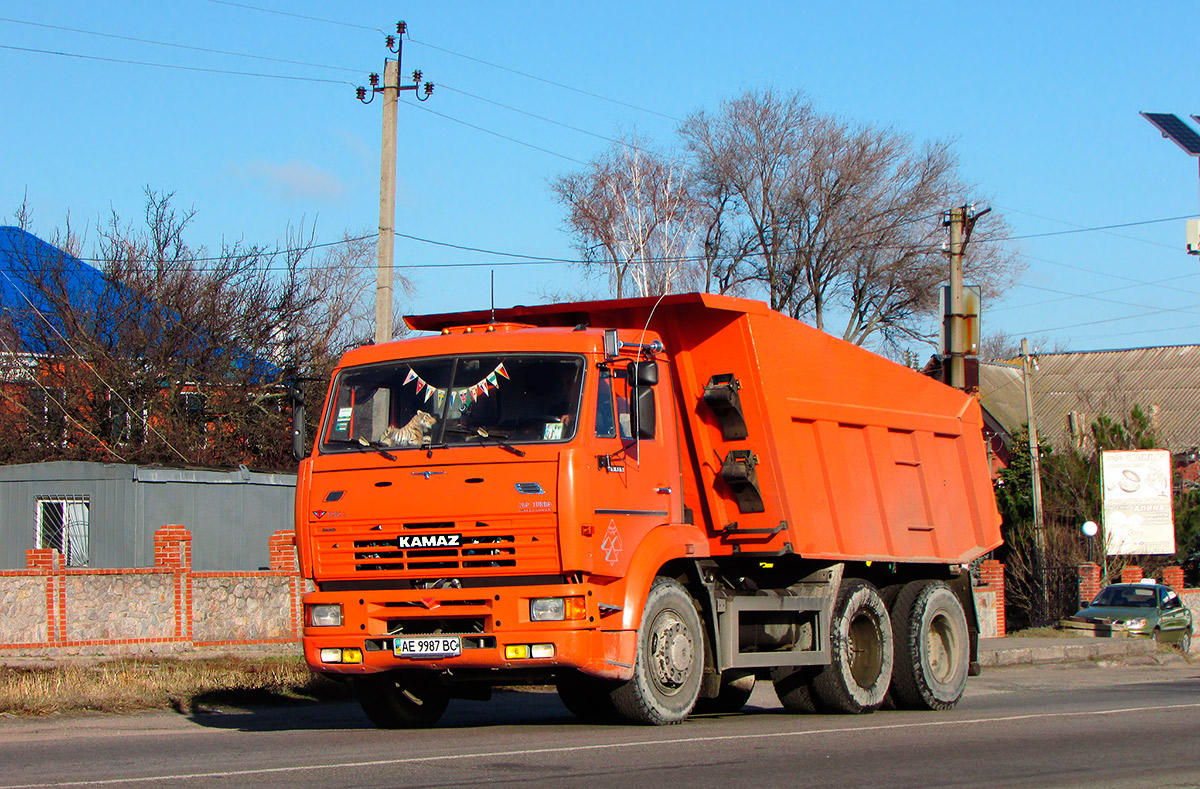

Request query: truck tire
[
  {"left": 890, "top": 580, "right": 969, "bottom": 711},
  {"left": 355, "top": 670, "right": 450, "bottom": 728},
  {"left": 771, "top": 666, "right": 822, "bottom": 714},
  {"left": 694, "top": 671, "right": 756, "bottom": 714},
  {"left": 556, "top": 673, "right": 619, "bottom": 722},
  {"left": 809, "top": 579, "right": 893, "bottom": 714},
  {"left": 611, "top": 577, "right": 704, "bottom": 725}
]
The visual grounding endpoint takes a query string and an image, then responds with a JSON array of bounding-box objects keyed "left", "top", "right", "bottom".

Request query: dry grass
[{"left": 0, "top": 656, "right": 351, "bottom": 717}]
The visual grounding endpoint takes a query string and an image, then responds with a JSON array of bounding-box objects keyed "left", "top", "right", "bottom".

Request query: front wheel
[
  {"left": 611, "top": 577, "right": 704, "bottom": 725},
  {"left": 809, "top": 579, "right": 894, "bottom": 714},
  {"left": 355, "top": 670, "right": 450, "bottom": 728}
]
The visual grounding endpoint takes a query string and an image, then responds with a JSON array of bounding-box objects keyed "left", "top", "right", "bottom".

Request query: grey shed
[{"left": 0, "top": 461, "right": 296, "bottom": 571}]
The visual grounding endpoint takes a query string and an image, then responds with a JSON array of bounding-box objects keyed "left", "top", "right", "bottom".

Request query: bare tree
[
  {"left": 680, "top": 89, "right": 1022, "bottom": 350},
  {"left": 551, "top": 136, "right": 704, "bottom": 298},
  {"left": 0, "top": 190, "right": 407, "bottom": 469}
]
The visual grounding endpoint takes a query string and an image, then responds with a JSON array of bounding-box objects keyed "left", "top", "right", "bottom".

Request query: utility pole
[
  {"left": 942, "top": 205, "right": 990, "bottom": 390},
  {"left": 1021, "top": 337, "right": 1050, "bottom": 624},
  {"left": 357, "top": 22, "right": 433, "bottom": 345}
]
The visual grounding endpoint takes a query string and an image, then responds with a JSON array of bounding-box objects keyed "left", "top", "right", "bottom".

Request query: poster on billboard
[{"left": 1100, "top": 449, "right": 1174, "bottom": 555}]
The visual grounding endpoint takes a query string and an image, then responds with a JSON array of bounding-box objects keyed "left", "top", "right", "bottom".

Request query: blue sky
[{"left": 3, "top": 1, "right": 1199, "bottom": 355}]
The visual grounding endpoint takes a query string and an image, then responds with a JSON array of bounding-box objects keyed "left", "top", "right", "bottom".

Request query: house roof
[
  {"left": 979, "top": 345, "right": 1200, "bottom": 454},
  {"left": 0, "top": 227, "right": 107, "bottom": 353}
]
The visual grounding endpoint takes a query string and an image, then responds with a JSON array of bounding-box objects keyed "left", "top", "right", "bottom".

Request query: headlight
[
  {"left": 308, "top": 603, "right": 343, "bottom": 627},
  {"left": 1121, "top": 618, "right": 1148, "bottom": 630},
  {"left": 530, "top": 596, "right": 586, "bottom": 622}
]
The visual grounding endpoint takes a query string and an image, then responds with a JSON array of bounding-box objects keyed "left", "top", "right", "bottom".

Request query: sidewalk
[{"left": 978, "top": 634, "right": 1168, "bottom": 667}]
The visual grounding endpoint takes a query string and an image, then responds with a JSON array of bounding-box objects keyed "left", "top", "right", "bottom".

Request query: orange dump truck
[{"left": 295, "top": 293, "right": 1002, "bottom": 727}]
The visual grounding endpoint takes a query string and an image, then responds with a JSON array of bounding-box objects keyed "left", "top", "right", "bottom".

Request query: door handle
[{"left": 655, "top": 486, "right": 672, "bottom": 494}]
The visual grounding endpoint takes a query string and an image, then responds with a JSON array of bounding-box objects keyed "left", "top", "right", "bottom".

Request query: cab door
[{"left": 586, "top": 357, "right": 680, "bottom": 577}]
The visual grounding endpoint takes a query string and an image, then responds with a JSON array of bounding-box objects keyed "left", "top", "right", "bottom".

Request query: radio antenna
[{"left": 490, "top": 270, "right": 495, "bottom": 323}]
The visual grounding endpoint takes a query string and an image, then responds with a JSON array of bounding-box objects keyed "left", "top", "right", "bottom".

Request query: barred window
[{"left": 35, "top": 495, "right": 90, "bottom": 567}]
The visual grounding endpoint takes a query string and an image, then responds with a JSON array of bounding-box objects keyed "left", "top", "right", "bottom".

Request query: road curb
[{"left": 979, "top": 636, "right": 1161, "bottom": 667}]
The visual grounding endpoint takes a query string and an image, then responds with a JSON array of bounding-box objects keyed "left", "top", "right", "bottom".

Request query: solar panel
[{"left": 1141, "top": 112, "right": 1200, "bottom": 156}]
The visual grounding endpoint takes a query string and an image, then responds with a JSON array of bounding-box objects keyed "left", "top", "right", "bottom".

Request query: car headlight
[
  {"left": 308, "top": 603, "right": 343, "bottom": 627},
  {"left": 1120, "top": 618, "right": 1148, "bottom": 630}
]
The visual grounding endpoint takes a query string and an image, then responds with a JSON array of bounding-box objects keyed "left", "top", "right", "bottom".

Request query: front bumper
[{"left": 302, "top": 581, "right": 636, "bottom": 681}]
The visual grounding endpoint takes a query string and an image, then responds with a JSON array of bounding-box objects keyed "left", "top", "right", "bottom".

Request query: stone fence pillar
[
  {"left": 1120, "top": 565, "right": 1142, "bottom": 584},
  {"left": 978, "top": 559, "right": 1006, "bottom": 637},
  {"left": 268, "top": 530, "right": 297, "bottom": 571},
  {"left": 26, "top": 548, "right": 61, "bottom": 570},
  {"left": 1078, "top": 563, "right": 1102, "bottom": 605},
  {"left": 154, "top": 525, "right": 192, "bottom": 570},
  {"left": 1163, "top": 565, "right": 1185, "bottom": 591}
]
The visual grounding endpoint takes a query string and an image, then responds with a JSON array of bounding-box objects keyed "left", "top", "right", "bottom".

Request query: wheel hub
[{"left": 651, "top": 614, "right": 693, "bottom": 689}]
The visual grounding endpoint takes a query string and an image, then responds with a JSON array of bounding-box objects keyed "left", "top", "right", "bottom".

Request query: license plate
[{"left": 394, "top": 636, "right": 462, "bottom": 659}]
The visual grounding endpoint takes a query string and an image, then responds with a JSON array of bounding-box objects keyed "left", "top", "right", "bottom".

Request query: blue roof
[{"left": 0, "top": 226, "right": 109, "bottom": 353}]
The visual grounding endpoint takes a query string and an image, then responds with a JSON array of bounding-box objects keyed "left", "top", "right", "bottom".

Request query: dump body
[
  {"left": 406, "top": 293, "right": 1001, "bottom": 564},
  {"left": 297, "top": 292, "right": 1001, "bottom": 726}
]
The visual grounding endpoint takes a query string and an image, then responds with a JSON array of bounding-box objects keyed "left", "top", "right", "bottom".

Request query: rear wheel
[
  {"left": 771, "top": 666, "right": 822, "bottom": 714},
  {"left": 611, "top": 577, "right": 704, "bottom": 725},
  {"left": 890, "top": 580, "right": 969, "bottom": 711},
  {"left": 355, "top": 670, "right": 450, "bottom": 728},
  {"left": 809, "top": 579, "right": 893, "bottom": 714}
]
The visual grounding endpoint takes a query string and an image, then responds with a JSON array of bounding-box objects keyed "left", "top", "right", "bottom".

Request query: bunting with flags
[{"left": 403, "top": 362, "right": 508, "bottom": 410}]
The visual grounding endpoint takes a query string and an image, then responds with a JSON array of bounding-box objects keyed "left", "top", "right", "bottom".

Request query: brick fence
[{"left": 0, "top": 525, "right": 304, "bottom": 657}]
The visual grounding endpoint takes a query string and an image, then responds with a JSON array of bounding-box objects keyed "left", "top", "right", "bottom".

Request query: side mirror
[
  {"left": 631, "top": 387, "right": 656, "bottom": 439},
  {"left": 627, "top": 360, "right": 659, "bottom": 386}
]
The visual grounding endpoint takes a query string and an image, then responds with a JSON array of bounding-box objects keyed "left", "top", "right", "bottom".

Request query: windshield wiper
[
  {"left": 355, "top": 437, "right": 397, "bottom": 461},
  {"left": 468, "top": 427, "right": 526, "bottom": 457}
]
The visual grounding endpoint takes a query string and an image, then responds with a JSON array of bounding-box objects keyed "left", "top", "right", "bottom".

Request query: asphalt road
[{"left": 2, "top": 660, "right": 1199, "bottom": 788}]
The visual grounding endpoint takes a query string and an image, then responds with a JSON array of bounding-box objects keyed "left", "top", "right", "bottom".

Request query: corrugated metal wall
[{"left": 0, "top": 462, "right": 295, "bottom": 571}]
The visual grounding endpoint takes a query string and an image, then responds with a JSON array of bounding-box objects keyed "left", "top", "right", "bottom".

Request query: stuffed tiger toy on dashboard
[{"left": 379, "top": 410, "right": 437, "bottom": 447}]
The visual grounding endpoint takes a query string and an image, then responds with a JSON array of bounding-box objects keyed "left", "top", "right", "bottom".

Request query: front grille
[
  {"left": 312, "top": 517, "right": 559, "bottom": 579},
  {"left": 387, "top": 617, "right": 487, "bottom": 636}
]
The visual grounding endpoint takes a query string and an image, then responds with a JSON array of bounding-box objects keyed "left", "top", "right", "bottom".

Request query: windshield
[
  {"left": 1090, "top": 585, "right": 1157, "bottom": 608},
  {"left": 320, "top": 354, "right": 584, "bottom": 453}
]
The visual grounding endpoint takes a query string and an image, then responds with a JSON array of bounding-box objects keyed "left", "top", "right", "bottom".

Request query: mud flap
[{"left": 949, "top": 570, "right": 982, "bottom": 676}]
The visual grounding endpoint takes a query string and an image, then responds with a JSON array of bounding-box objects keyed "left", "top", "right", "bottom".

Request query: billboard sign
[{"left": 1100, "top": 449, "right": 1174, "bottom": 555}]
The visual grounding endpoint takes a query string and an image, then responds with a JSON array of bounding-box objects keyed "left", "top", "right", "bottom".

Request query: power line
[
  {"left": 0, "top": 334, "right": 129, "bottom": 462},
  {"left": 406, "top": 36, "right": 680, "bottom": 123},
  {"left": 199, "top": 0, "right": 383, "bottom": 32},
  {"left": 200, "top": 1, "right": 679, "bottom": 123},
  {"left": 405, "top": 101, "right": 587, "bottom": 164},
  {"left": 0, "top": 268, "right": 191, "bottom": 463},
  {"left": 0, "top": 15, "right": 360, "bottom": 74},
  {"left": 995, "top": 204, "right": 1180, "bottom": 252},
  {"left": 440, "top": 84, "right": 631, "bottom": 147},
  {"left": 983, "top": 214, "right": 1198, "bottom": 242},
  {"left": 992, "top": 255, "right": 1200, "bottom": 313},
  {"left": 0, "top": 43, "right": 352, "bottom": 85}
]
